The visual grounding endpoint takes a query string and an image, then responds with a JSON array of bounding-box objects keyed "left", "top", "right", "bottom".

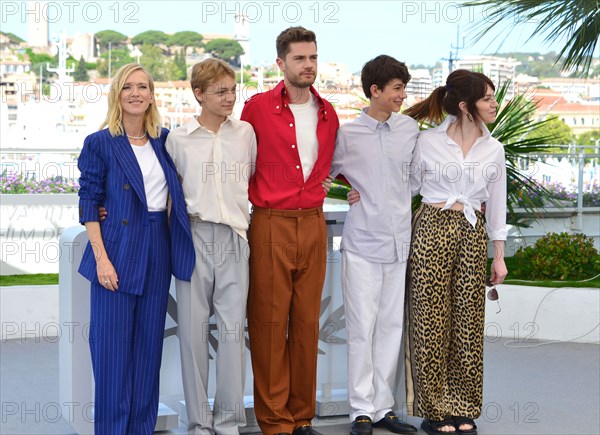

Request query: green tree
[
  {"left": 26, "top": 49, "right": 56, "bottom": 79},
  {"left": 168, "top": 31, "right": 203, "bottom": 51},
  {"left": 1, "top": 31, "right": 25, "bottom": 43},
  {"left": 494, "top": 51, "right": 565, "bottom": 78},
  {"left": 173, "top": 49, "right": 188, "bottom": 80},
  {"left": 235, "top": 70, "right": 253, "bottom": 83},
  {"left": 140, "top": 43, "right": 178, "bottom": 81},
  {"left": 575, "top": 130, "right": 600, "bottom": 146},
  {"left": 488, "top": 81, "right": 571, "bottom": 222},
  {"left": 204, "top": 39, "right": 244, "bottom": 64},
  {"left": 132, "top": 30, "right": 169, "bottom": 46},
  {"left": 73, "top": 56, "right": 89, "bottom": 82},
  {"left": 526, "top": 115, "right": 573, "bottom": 145},
  {"left": 25, "top": 48, "right": 54, "bottom": 65},
  {"left": 95, "top": 30, "right": 128, "bottom": 52},
  {"left": 465, "top": 0, "right": 600, "bottom": 76},
  {"left": 97, "top": 49, "right": 134, "bottom": 77}
]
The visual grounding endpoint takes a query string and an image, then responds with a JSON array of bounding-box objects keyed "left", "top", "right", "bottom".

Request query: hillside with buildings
[{"left": 1, "top": 23, "right": 599, "bottom": 140}]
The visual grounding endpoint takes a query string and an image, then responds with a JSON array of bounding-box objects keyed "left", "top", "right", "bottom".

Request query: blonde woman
[{"left": 78, "top": 63, "right": 194, "bottom": 434}]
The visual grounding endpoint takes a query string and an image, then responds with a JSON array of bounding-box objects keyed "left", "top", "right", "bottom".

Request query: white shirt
[
  {"left": 130, "top": 141, "right": 168, "bottom": 211},
  {"left": 165, "top": 116, "right": 257, "bottom": 240},
  {"left": 411, "top": 115, "right": 508, "bottom": 241},
  {"left": 331, "top": 108, "right": 420, "bottom": 263},
  {"left": 289, "top": 95, "right": 319, "bottom": 181}
]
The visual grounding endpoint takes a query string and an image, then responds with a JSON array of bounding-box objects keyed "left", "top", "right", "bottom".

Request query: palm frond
[
  {"left": 463, "top": 0, "right": 600, "bottom": 75},
  {"left": 489, "top": 80, "right": 564, "bottom": 224}
]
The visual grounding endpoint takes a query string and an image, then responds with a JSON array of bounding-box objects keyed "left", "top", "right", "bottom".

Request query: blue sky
[{"left": 1, "top": 1, "right": 559, "bottom": 71}]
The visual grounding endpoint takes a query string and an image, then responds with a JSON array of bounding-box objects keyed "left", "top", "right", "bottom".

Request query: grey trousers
[{"left": 176, "top": 220, "right": 249, "bottom": 435}]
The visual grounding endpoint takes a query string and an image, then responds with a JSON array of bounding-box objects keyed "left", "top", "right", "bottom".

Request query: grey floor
[{"left": 1, "top": 338, "right": 599, "bottom": 435}]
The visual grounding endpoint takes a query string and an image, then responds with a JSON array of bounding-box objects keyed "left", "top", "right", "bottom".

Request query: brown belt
[{"left": 251, "top": 206, "right": 323, "bottom": 217}]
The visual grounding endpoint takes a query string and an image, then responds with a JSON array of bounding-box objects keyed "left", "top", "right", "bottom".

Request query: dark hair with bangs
[
  {"left": 361, "top": 55, "right": 411, "bottom": 99},
  {"left": 404, "top": 69, "right": 495, "bottom": 124}
]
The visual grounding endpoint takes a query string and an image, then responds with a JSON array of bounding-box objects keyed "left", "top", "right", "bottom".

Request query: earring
[{"left": 467, "top": 113, "right": 474, "bottom": 122}]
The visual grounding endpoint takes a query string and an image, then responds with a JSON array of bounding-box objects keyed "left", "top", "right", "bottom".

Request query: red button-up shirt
[{"left": 241, "top": 81, "right": 339, "bottom": 209}]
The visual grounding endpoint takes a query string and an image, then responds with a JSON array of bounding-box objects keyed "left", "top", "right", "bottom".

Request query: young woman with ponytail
[{"left": 403, "top": 69, "right": 508, "bottom": 435}]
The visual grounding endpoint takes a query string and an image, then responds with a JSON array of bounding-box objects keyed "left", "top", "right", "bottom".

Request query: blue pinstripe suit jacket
[{"left": 77, "top": 127, "right": 195, "bottom": 295}]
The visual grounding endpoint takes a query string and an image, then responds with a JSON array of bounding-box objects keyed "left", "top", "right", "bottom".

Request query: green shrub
[{"left": 514, "top": 232, "right": 600, "bottom": 280}]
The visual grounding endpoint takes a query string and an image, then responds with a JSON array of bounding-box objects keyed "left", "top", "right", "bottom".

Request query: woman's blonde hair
[{"left": 100, "top": 63, "right": 161, "bottom": 138}]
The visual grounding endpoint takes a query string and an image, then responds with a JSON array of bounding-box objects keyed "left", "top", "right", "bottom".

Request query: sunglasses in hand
[{"left": 486, "top": 277, "right": 501, "bottom": 314}]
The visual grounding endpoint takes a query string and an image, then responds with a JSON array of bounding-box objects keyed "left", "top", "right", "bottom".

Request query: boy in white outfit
[{"left": 330, "top": 55, "right": 419, "bottom": 435}]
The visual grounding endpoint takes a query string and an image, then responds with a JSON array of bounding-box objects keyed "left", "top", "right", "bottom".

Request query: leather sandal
[
  {"left": 452, "top": 416, "right": 477, "bottom": 435},
  {"left": 421, "top": 419, "right": 457, "bottom": 434}
]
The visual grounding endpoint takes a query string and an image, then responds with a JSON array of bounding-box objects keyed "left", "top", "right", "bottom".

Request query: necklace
[{"left": 126, "top": 131, "right": 147, "bottom": 140}]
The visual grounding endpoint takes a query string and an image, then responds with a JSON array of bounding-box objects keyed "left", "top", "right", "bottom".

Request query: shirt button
[
  {"left": 276, "top": 105, "right": 280, "bottom": 109},
  {"left": 292, "top": 144, "right": 296, "bottom": 148},
  {"left": 123, "top": 183, "right": 130, "bottom": 190},
  {"left": 296, "top": 165, "right": 300, "bottom": 169},
  {"left": 290, "top": 123, "right": 294, "bottom": 127},
  {"left": 122, "top": 219, "right": 128, "bottom": 225}
]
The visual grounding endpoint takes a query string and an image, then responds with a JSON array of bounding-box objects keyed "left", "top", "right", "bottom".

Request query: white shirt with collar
[
  {"left": 331, "top": 108, "right": 420, "bottom": 263},
  {"left": 166, "top": 116, "right": 257, "bottom": 240},
  {"left": 410, "top": 115, "right": 508, "bottom": 241}
]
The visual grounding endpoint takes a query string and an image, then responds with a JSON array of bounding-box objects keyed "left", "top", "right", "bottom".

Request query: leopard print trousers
[{"left": 405, "top": 204, "right": 488, "bottom": 420}]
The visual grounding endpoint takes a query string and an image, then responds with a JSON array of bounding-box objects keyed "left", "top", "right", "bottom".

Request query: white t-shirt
[
  {"left": 289, "top": 95, "right": 319, "bottom": 182},
  {"left": 130, "top": 142, "right": 168, "bottom": 211}
]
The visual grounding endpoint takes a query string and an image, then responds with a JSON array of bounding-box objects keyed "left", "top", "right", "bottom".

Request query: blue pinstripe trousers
[{"left": 89, "top": 212, "right": 171, "bottom": 435}]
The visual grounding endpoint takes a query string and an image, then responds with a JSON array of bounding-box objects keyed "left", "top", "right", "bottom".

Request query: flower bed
[
  {"left": 1, "top": 173, "right": 79, "bottom": 194},
  {"left": 514, "top": 181, "right": 599, "bottom": 208}
]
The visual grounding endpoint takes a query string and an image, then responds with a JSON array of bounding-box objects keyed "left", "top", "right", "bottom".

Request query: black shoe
[
  {"left": 350, "top": 415, "right": 372, "bottom": 435},
  {"left": 292, "top": 425, "right": 322, "bottom": 435},
  {"left": 373, "top": 412, "right": 417, "bottom": 433}
]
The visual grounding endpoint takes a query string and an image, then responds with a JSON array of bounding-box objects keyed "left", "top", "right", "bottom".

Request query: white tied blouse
[{"left": 411, "top": 115, "right": 508, "bottom": 241}]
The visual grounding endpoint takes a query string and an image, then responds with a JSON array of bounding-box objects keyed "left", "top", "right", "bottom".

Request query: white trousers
[
  {"left": 342, "top": 250, "right": 407, "bottom": 422},
  {"left": 176, "top": 221, "right": 249, "bottom": 435}
]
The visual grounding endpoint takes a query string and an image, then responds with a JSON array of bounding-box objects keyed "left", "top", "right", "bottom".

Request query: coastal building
[
  {"left": 407, "top": 68, "right": 433, "bottom": 100},
  {"left": 540, "top": 77, "right": 600, "bottom": 100},
  {"left": 234, "top": 13, "right": 250, "bottom": 68},
  {"left": 68, "top": 33, "right": 96, "bottom": 63},
  {"left": 0, "top": 57, "right": 32, "bottom": 77},
  {"left": 531, "top": 88, "right": 600, "bottom": 135},
  {"left": 455, "top": 55, "right": 520, "bottom": 97},
  {"left": 27, "top": 1, "right": 49, "bottom": 48}
]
